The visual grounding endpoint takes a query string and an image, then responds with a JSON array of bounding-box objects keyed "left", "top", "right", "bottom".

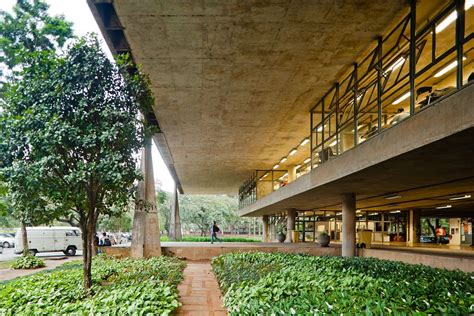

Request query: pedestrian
[{"left": 211, "top": 221, "right": 222, "bottom": 244}]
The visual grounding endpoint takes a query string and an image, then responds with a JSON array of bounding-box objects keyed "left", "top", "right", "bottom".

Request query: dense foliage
[
  {"left": 157, "top": 192, "right": 261, "bottom": 236},
  {"left": 0, "top": 255, "right": 185, "bottom": 315},
  {"left": 212, "top": 252, "right": 474, "bottom": 315},
  {"left": 10, "top": 255, "right": 45, "bottom": 269}
]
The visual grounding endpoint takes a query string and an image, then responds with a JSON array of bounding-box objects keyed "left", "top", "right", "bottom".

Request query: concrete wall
[
  {"left": 101, "top": 244, "right": 340, "bottom": 260},
  {"left": 101, "top": 244, "right": 474, "bottom": 273}
]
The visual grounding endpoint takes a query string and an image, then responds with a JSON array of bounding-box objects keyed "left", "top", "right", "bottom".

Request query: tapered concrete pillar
[
  {"left": 408, "top": 209, "right": 420, "bottom": 245},
  {"left": 342, "top": 193, "right": 356, "bottom": 257},
  {"left": 262, "top": 215, "right": 269, "bottom": 242},
  {"left": 131, "top": 137, "right": 161, "bottom": 258},
  {"left": 169, "top": 185, "right": 182, "bottom": 241},
  {"left": 286, "top": 209, "right": 297, "bottom": 243}
]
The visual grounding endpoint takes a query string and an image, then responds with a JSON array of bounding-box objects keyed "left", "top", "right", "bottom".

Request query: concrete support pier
[
  {"left": 169, "top": 185, "right": 182, "bottom": 241},
  {"left": 408, "top": 209, "right": 421, "bottom": 245},
  {"left": 286, "top": 209, "right": 296, "bottom": 243},
  {"left": 131, "top": 137, "right": 161, "bottom": 258},
  {"left": 262, "top": 215, "right": 269, "bottom": 242},
  {"left": 342, "top": 193, "right": 356, "bottom": 257}
]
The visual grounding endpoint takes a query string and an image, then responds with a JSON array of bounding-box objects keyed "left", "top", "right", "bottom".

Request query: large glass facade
[{"left": 239, "top": 1, "right": 474, "bottom": 209}]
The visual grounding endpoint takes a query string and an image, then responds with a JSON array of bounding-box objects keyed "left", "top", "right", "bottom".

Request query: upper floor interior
[{"left": 239, "top": 0, "right": 474, "bottom": 209}]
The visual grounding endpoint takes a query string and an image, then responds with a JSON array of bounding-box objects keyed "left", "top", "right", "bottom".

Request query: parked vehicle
[
  {"left": 14, "top": 227, "right": 82, "bottom": 256},
  {"left": 0, "top": 233, "right": 15, "bottom": 248}
]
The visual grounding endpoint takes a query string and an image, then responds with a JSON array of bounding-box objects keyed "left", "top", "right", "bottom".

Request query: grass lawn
[{"left": 160, "top": 235, "right": 261, "bottom": 242}]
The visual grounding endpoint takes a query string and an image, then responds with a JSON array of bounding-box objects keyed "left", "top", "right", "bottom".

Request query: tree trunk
[
  {"left": 80, "top": 216, "right": 95, "bottom": 294},
  {"left": 21, "top": 221, "right": 28, "bottom": 256}
]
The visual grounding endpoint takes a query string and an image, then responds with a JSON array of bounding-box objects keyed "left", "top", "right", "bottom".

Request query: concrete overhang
[
  {"left": 239, "top": 83, "right": 474, "bottom": 216},
  {"left": 87, "top": 0, "right": 407, "bottom": 194}
]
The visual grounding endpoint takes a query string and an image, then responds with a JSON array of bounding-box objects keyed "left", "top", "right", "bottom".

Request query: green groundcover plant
[
  {"left": 212, "top": 252, "right": 474, "bottom": 315},
  {"left": 161, "top": 236, "right": 261, "bottom": 243},
  {"left": 10, "top": 256, "right": 45, "bottom": 269},
  {"left": 0, "top": 255, "right": 186, "bottom": 315}
]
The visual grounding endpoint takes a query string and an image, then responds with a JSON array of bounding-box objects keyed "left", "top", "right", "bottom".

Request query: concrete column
[
  {"left": 286, "top": 209, "right": 297, "bottom": 243},
  {"left": 169, "top": 185, "right": 182, "bottom": 241},
  {"left": 342, "top": 193, "right": 356, "bottom": 257},
  {"left": 408, "top": 209, "right": 421, "bottom": 245},
  {"left": 131, "top": 137, "right": 161, "bottom": 258},
  {"left": 287, "top": 165, "right": 297, "bottom": 183},
  {"left": 262, "top": 215, "right": 269, "bottom": 242}
]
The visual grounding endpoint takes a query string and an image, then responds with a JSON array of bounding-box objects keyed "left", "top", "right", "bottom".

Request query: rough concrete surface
[{"left": 113, "top": 0, "right": 407, "bottom": 193}]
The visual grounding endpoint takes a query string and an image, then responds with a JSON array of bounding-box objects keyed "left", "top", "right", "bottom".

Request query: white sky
[{"left": 0, "top": 0, "right": 175, "bottom": 192}]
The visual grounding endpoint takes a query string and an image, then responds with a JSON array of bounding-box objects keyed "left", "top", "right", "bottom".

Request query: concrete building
[{"left": 88, "top": 0, "right": 474, "bottom": 267}]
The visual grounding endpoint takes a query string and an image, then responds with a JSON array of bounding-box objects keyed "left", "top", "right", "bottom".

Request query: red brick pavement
[{"left": 175, "top": 262, "right": 227, "bottom": 316}]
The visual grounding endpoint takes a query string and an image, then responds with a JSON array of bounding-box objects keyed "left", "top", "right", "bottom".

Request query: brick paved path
[{"left": 175, "top": 262, "right": 227, "bottom": 316}]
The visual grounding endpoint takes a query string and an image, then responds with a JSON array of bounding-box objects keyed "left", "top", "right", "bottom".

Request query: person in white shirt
[{"left": 391, "top": 108, "right": 410, "bottom": 125}]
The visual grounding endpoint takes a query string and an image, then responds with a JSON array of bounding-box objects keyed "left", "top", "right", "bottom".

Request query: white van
[{"left": 14, "top": 227, "right": 82, "bottom": 256}]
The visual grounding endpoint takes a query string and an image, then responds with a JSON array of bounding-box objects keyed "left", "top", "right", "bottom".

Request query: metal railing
[{"left": 239, "top": 0, "right": 473, "bottom": 209}]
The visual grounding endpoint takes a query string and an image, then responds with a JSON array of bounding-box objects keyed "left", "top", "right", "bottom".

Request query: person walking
[{"left": 211, "top": 221, "right": 222, "bottom": 244}]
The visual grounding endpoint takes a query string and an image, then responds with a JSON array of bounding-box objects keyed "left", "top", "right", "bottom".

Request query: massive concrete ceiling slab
[{"left": 113, "top": 0, "right": 406, "bottom": 194}]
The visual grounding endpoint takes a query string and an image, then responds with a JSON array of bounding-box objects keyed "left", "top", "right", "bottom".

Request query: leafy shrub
[
  {"left": 0, "top": 255, "right": 186, "bottom": 315},
  {"left": 212, "top": 252, "right": 474, "bottom": 315},
  {"left": 10, "top": 255, "right": 45, "bottom": 269}
]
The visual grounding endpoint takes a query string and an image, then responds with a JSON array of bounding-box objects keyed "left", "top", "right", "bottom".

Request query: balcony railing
[{"left": 239, "top": 0, "right": 474, "bottom": 209}]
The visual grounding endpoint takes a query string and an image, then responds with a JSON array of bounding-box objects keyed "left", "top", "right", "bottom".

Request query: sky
[{"left": 0, "top": 0, "right": 176, "bottom": 192}]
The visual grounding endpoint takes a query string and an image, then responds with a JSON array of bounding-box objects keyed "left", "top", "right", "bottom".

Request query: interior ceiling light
[
  {"left": 356, "top": 210, "right": 362, "bottom": 213},
  {"left": 304, "top": 157, "right": 311, "bottom": 164},
  {"left": 273, "top": 164, "right": 279, "bottom": 169},
  {"left": 329, "top": 140, "right": 337, "bottom": 147},
  {"left": 392, "top": 92, "right": 410, "bottom": 105},
  {"left": 384, "top": 194, "right": 401, "bottom": 200},
  {"left": 351, "top": 124, "right": 365, "bottom": 133},
  {"left": 449, "top": 194, "right": 471, "bottom": 200},
  {"left": 280, "top": 157, "right": 287, "bottom": 163},
  {"left": 387, "top": 57, "right": 405, "bottom": 72},
  {"left": 295, "top": 164, "right": 301, "bottom": 169},
  {"left": 300, "top": 138, "right": 309, "bottom": 146},
  {"left": 289, "top": 148, "right": 298, "bottom": 156},
  {"left": 390, "top": 210, "right": 401, "bottom": 213},
  {"left": 369, "top": 212, "right": 379, "bottom": 215},
  {"left": 259, "top": 172, "right": 269, "bottom": 181},
  {"left": 436, "top": 1, "right": 473, "bottom": 33},
  {"left": 317, "top": 124, "right": 326, "bottom": 132},
  {"left": 279, "top": 173, "right": 288, "bottom": 180},
  {"left": 436, "top": 204, "right": 452, "bottom": 209},
  {"left": 434, "top": 57, "right": 467, "bottom": 77}
]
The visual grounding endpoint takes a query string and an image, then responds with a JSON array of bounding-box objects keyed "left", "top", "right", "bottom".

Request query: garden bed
[
  {"left": 212, "top": 252, "right": 474, "bottom": 315},
  {"left": 0, "top": 255, "right": 186, "bottom": 315}
]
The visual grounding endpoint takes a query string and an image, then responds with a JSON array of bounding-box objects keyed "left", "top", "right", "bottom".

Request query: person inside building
[
  {"left": 211, "top": 221, "right": 222, "bottom": 244},
  {"left": 391, "top": 108, "right": 410, "bottom": 125}
]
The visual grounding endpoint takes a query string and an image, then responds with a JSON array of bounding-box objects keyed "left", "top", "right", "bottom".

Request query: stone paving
[{"left": 175, "top": 262, "right": 227, "bottom": 316}]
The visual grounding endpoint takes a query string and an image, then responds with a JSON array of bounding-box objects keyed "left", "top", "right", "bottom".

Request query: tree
[
  {"left": 0, "top": 36, "right": 148, "bottom": 292},
  {"left": 156, "top": 190, "right": 171, "bottom": 235},
  {"left": 0, "top": 0, "right": 74, "bottom": 254},
  {"left": 0, "top": 0, "right": 73, "bottom": 76}
]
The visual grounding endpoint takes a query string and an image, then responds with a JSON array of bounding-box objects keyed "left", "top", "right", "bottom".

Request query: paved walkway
[
  {"left": 0, "top": 257, "right": 80, "bottom": 282},
  {"left": 175, "top": 262, "right": 227, "bottom": 316}
]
